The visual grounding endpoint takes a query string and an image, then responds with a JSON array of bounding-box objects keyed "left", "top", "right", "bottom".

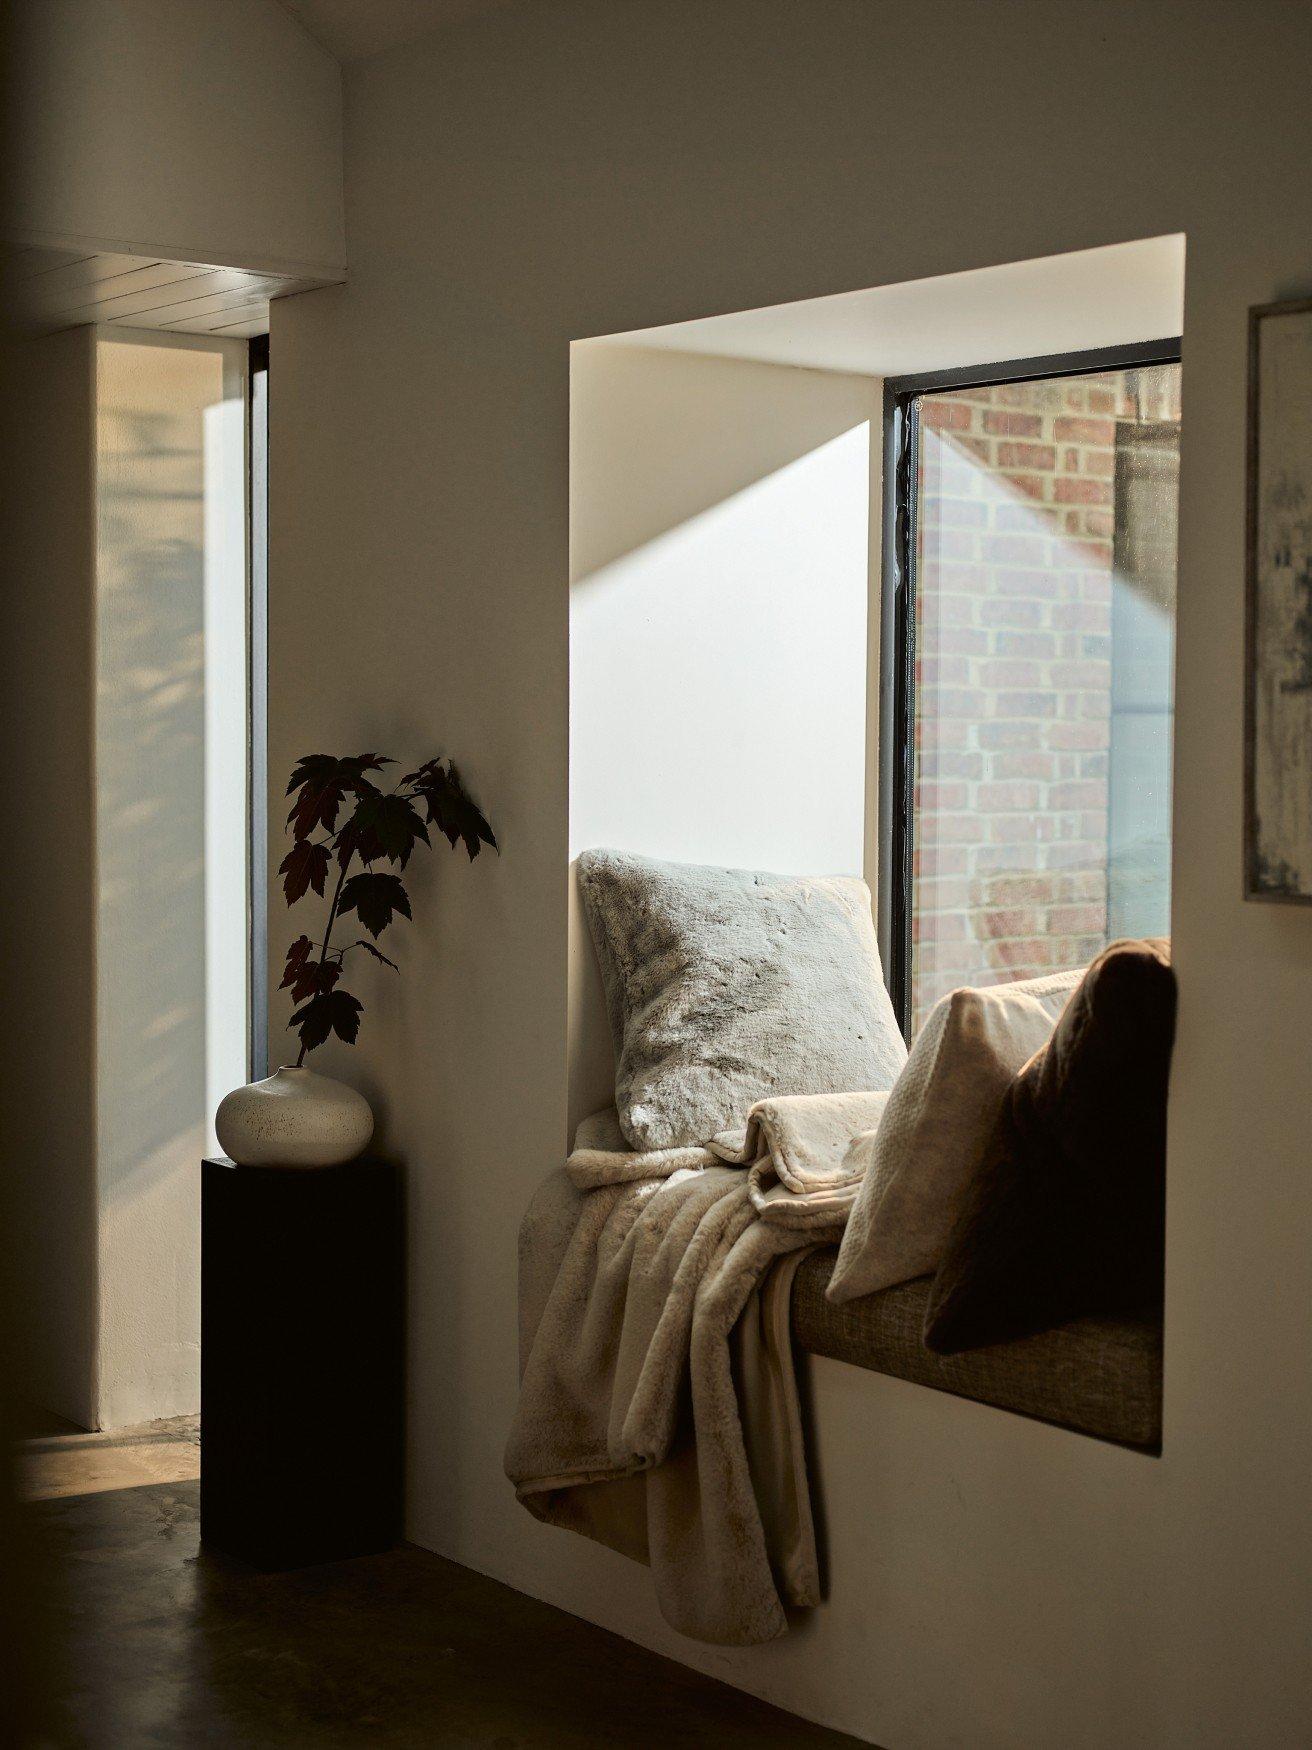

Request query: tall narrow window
[
  {"left": 248, "top": 335, "right": 269, "bottom": 1077},
  {"left": 888, "top": 352, "right": 1181, "bottom": 1034}
]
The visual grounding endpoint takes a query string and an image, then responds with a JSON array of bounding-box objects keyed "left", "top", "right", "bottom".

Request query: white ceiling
[
  {"left": 276, "top": 0, "right": 517, "bottom": 63},
  {"left": 584, "top": 237, "right": 1186, "bottom": 380}
]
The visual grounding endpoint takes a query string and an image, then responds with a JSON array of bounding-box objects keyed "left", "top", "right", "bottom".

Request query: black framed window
[
  {"left": 879, "top": 341, "right": 1182, "bottom": 1035},
  {"left": 247, "top": 334, "right": 269, "bottom": 1077}
]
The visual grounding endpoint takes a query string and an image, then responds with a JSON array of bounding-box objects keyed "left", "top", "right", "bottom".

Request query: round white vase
[{"left": 215, "top": 1066, "right": 374, "bottom": 1168}]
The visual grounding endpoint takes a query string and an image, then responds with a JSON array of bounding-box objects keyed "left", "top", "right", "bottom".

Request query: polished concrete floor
[{"left": 21, "top": 1419, "right": 866, "bottom": 1747}]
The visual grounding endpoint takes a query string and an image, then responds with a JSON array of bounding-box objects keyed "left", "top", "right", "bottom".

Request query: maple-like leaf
[
  {"left": 279, "top": 839, "right": 330, "bottom": 905},
  {"left": 338, "top": 871, "right": 412, "bottom": 939},
  {"left": 289, "top": 988, "right": 364, "bottom": 1053},
  {"left": 335, "top": 790, "right": 429, "bottom": 869},
  {"left": 405, "top": 758, "right": 497, "bottom": 860},
  {"left": 279, "top": 935, "right": 315, "bottom": 990},
  {"left": 285, "top": 753, "right": 390, "bottom": 841},
  {"left": 291, "top": 958, "right": 340, "bottom": 1005}
]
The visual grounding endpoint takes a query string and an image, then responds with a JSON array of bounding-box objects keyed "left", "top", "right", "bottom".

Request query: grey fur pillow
[{"left": 577, "top": 849, "right": 907, "bottom": 1150}]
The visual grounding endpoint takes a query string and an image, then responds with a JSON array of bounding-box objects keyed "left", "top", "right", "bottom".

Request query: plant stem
[{"left": 296, "top": 852, "right": 351, "bottom": 1067}]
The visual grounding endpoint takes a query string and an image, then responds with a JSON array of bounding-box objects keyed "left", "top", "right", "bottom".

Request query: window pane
[{"left": 910, "top": 363, "right": 1180, "bottom": 1033}]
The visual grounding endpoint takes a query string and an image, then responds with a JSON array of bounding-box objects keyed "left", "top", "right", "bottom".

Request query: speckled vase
[{"left": 215, "top": 1066, "right": 374, "bottom": 1168}]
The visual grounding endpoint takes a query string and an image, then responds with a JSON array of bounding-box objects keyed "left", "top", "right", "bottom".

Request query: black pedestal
[{"left": 200, "top": 1156, "right": 403, "bottom": 1570}]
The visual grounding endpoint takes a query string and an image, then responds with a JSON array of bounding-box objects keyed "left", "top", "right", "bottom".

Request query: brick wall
[{"left": 910, "top": 367, "right": 1180, "bottom": 1030}]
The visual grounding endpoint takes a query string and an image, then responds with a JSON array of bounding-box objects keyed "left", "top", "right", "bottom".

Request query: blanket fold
[{"left": 506, "top": 1089, "right": 889, "bottom": 1644}]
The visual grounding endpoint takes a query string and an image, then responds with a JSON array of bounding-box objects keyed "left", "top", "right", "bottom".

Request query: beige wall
[
  {"left": 568, "top": 344, "right": 877, "bottom": 1128},
  {"left": 11, "top": 0, "right": 344, "bottom": 277},
  {"left": 267, "top": 3, "right": 1312, "bottom": 1743},
  {"left": 3, "top": 327, "right": 99, "bottom": 1428}
]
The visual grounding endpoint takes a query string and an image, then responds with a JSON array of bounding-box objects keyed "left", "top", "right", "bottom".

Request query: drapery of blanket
[{"left": 505, "top": 1093, "right": 888, "bottom": 1645}]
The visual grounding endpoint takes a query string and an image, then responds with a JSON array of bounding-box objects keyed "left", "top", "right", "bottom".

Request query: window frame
[{"left": 878, "top": 337, "right": 1183, "bottom": 1036}]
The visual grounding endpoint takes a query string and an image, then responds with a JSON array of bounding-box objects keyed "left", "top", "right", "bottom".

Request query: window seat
[{"left": 791, "top": 1249, "right": 1162, "bottom": 1452}]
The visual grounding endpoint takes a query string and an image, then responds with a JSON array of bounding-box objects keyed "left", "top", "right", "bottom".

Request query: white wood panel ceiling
[{"left": 4, "top": 246, "right": 327, "bottom": 338}]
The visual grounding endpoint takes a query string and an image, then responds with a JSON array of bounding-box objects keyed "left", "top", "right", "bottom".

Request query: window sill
[{"left": 791, "top": 1249, "right": 1162, "bottom": 1452}]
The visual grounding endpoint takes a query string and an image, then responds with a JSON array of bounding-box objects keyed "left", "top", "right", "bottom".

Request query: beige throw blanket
[{"left": 505, "top": 1092, "right": 888, "bottom": 1645}]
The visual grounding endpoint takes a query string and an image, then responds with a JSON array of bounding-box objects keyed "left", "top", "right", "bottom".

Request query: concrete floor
[{"left": 21, "top": 1419, "right": 867, "bottom": 1748}]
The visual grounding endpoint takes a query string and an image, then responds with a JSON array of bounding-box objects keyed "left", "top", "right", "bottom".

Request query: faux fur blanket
[{"left": 505, "top": 1092, "right": 888, "bottom": 1645}]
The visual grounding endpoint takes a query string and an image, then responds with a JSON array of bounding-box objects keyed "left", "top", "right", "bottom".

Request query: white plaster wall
[
  {"left": 94, "top": 332, "right": 248, "bottom": 1428},
  {"left": 266, "top": 3, "right": 1312, "bottom": 1743},
  {"left": 11, "top": 0, "right": 345, "bottom": 277},
  {"left": 568, "top": 345, "right": 876, "bottom": 1126}
]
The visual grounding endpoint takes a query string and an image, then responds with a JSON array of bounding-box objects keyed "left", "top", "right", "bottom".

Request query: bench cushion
[{"left": 792, "top": 1249, "right": 1161, "bottom": 1450}]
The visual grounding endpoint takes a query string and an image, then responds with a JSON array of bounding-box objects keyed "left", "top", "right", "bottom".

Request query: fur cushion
[
  {"left": 922, "top": 939, "right": 1176, "bottom": 1354},
  {"left": 577, "top": 849, "right": 907, "bottom": 1150},
  {"left": 827, "top": 968, "right": 1082, "bottom": 1303}
]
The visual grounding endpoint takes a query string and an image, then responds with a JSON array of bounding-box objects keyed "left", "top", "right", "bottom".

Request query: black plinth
[{"left": 200, "top": 1155, "right": 403, "bottom": 1570}]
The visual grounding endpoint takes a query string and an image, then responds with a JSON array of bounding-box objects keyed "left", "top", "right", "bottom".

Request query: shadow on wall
[{"left": 96, "top": 394, "right": 210, "bottom": 1208}]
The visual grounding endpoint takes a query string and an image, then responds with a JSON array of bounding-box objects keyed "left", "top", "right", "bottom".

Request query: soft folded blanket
[{"left": 505, "top": 1092, "right": 888, "bottom": 1644}]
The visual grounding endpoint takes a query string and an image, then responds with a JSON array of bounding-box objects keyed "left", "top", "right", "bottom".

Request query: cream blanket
[{"left": 505, "top": 1092, "right": 888, "bottom": 1645}]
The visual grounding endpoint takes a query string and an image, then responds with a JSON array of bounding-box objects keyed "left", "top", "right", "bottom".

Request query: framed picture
[{"left": 1245, "top": 295, "right": 1312, "bottom": 904}]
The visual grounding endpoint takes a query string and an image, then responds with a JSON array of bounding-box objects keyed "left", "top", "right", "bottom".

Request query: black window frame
[
  {"left": 248, "top": 333, "right": 269, "bottom": 1078},
  {"left": 878, "top": 337, "right": 1183, "bottom": 1036}
]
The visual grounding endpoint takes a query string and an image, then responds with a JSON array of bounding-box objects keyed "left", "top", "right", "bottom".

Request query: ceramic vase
[{"left": 215, "top": 1066, "right": 374, "bottom": 1168}]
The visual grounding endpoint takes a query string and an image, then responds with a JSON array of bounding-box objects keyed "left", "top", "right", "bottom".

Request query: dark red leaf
[
  {"left": 407, "top": 758, "right": 497, "bottom": 860},
  {"left": 338, "top": 871, "right": 411, "bottom": 939},
  {"left": 290, "top": 958, "right": 340, "bottom": 1005},
  {"left": 285, "top": 753, "right": 391, "bottom": 841},
  {"left": 279, "top": 935, "right": 315, "bottom": 990},
  {"left": 289, "top": 988, "right": 363, "bottom": 1054},
  {"left": 335, "top": 790, "right": 428, "bottom": 870},
  {"left": 279, "top": 839, "right": 330, "bottom": 905}
]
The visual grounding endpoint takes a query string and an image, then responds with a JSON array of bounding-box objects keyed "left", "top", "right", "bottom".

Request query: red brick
[
  {"left": 923, "top": 401, "right": 973, "bottom": 431},
  {"left": 982, "top": 534, "right": 1050, "bottom": 566},
  {"left": 923, "top": 750, "right": 984, "bottom": 780},
  {"left": 914, "top": 781, "right": 969, "bottom": 810},
  {"left": 933, "top": 627, "right": 989, "bottom": 655},
  {"left": 921, "top": 687, "right": 989, "bottom": 717},
  {"left": 915, "top": 717, "right": 970, "bottom": 749},
  {"left": 984, "top": 410, "right": 1044, "bottom": 437},
  {"left": 1046, "top": 903, "right": 1106, "bottom": 934},
  {"left": 1049, "top": 660, "right": 1110, "bottom": 688},
  {"left": 977, "top": 780, "right": 1042, "bottom": 811},
  {"left": 980, "top": 599, "right": 1043, "bottom": 628},
  {"left": 916, "top": 656, "right": 971, "bottom": 686},
  {"left": 979, "top": 874, "right": 1058, "bottom": 905},
  {"left": 996, "top": 441, "right": 1057, "bottom": 470},
  {"left": 977, "top": 907, "right": 1042, "bottom": 940},
  {"left": 1045, "top": 721, "right": 1106, "bottom": 751},
  {"left": 1052, "top": 602, "right": 1110, "bottom": 631},
  {"left": 1081, "top": 448, "right": 1116, "bottom": 476},
  {"left": 977, "top": 721, "right": 1044, "bottom": 750},
  {"left": 993, "top": 690, "right": 1059, "bottom": 718},
  {"left": 915, "top": 846, "right": 968, "bottom": 876},
  {"left": 1054, "top": 476, "right": 1113, "bottom": 506},
  {"left": 988, "top": 938, "right": 1055, "bottom": 970},
  {"left": 922, "top": 560, "right": 986, "bottom": 592},
  {"left": 973, "top": 845, "right": 1033, "bottom": 874},
  {"left": 1054, "top": 415, "right": 1115, "bottom": 444},
  {"left": 1087, "top": 388, "right": 1116, "bottom": 414},
  {"left": 929, "top": 814, "right": 986, "bottom": 844},
  {"left": 914, "top": 913, "right": 967, "bottom": 942},
  {"left": 993, "top": 569, "right": 1060, "bottom": 599},
  {"left": 1049, "top": 780, "right": 1108, "bottom": 809},
  {"left": 995, "top": 630, "right": 1058, "bottom": 658},
  {"left": 990, "top": 751, "right": 1056, "bottom": 781},
  {"left": 979, "top": 658, "right": 1041, "bottom": 688},
  {"left": 922, "top": 495, "right": 989, "bottom": 527}
]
